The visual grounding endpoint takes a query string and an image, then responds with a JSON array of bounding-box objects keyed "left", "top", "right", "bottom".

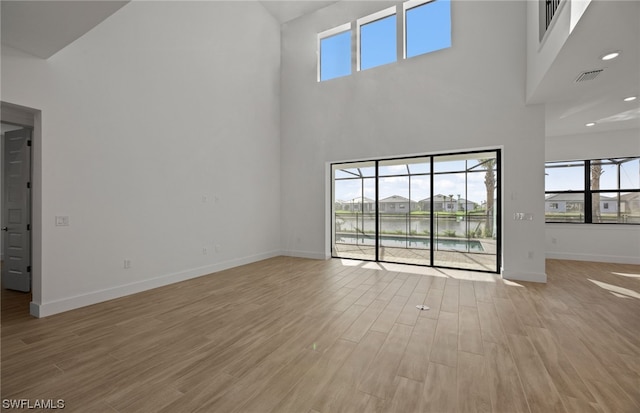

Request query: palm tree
[
  {"left": 591, "top": 161, "right": 604, "bottom": 223},
  {"left": 479, "top": 159, "right": 496, "bottom": 238}
]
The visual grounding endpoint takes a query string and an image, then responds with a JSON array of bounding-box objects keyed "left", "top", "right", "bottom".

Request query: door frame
[
  {"left": 328, "top": 148, "right": 502, "bottom": 274},
  {"left": 1, "top": 101, "right": 42, "bottom": 316}
]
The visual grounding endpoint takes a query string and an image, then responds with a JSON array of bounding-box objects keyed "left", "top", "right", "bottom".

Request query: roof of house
[
  {"left": 342, "top": 196, "right": 374, "bottom": 204},
  {"left": 379, "top": 195, "right": 413, "bottom": 203},
  {"left": 621, "top": 192, "right": 640, "bottom": 201},
  {"left": 545, "top": 193, "right": 617, "bottom": 201}
]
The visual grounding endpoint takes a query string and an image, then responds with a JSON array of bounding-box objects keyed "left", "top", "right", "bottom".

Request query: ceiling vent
[{"left": 575, "top": 69, "right": 604, "bottom": 82}]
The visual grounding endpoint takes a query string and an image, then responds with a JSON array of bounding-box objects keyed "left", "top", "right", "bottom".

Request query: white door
[{"left": 2, "top": 128, "right": 31, "bottom": 292}]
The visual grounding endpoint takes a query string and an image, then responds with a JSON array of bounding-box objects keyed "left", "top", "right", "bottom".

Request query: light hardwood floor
[{"left": 2, "top": 257, "right": 640, "bottom": 412}]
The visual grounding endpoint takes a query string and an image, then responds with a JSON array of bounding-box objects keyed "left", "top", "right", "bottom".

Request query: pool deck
[{"left": 334, "top": 238, "right": 497, "bottom": 271}]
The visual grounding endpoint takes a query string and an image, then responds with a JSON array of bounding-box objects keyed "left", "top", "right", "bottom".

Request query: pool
[{"left": 336, "top": 234, "right": 485, "bottom": 252}]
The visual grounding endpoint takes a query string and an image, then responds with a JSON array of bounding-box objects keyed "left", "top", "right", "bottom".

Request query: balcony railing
[{"left": 545, "top": 0, "right": 561, "bottom": 30}]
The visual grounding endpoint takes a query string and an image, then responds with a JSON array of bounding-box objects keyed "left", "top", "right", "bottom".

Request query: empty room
[{"left": 1, "top": 0, "right": 639, "bottom": 412}]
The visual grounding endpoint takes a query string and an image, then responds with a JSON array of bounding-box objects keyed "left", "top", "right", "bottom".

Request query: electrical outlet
[
  {"left": 55, "top": 216, "right": 69, "bottom": 226},
  {"left": 202, "top": 247, "right": 208, "bottom": 255},
  {"left": 124, "top": 259, "right": 131, "bottom": 269}
]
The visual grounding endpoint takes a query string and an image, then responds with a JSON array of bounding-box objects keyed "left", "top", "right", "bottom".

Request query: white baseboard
[
  {"left": 282, "top": 249, "right": 329, "bottom": 260},
  {"left": 502, "top": 270, "right": 547, "bottom": 283},
  {"left": 30, "top": 250, "right": 282, "bottom": 318},
  {"left": 546, "top": 252, "right": 640, "bottom": 265}
]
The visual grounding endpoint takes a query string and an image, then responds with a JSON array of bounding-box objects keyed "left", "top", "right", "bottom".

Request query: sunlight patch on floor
[
  {"left": 611, "top": 271, "right": 640, "bottom": 279},
  {"left": 340, "top": 259, "right": 363, "bottom": 267},
  {"left": 589, "top": 278, "right": 640, "bottom": 300}
]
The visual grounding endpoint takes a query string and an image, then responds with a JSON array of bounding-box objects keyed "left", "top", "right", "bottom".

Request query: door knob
[{"left": 1, "top": 227, "right": 8, "bottom": 232}]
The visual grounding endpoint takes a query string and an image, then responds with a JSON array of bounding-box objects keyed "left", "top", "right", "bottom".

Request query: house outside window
[{"left": 545, "top": 157, "right": 639, "bottom": 224}]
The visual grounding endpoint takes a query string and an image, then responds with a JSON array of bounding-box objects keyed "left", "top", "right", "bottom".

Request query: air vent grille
[{"left": 575, "top": 69, "right": 604, "bottom": 82}]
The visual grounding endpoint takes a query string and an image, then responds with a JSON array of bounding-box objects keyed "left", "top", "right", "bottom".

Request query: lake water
[{"left": 335, "top": 215, "right": 488, "bottom": 238}]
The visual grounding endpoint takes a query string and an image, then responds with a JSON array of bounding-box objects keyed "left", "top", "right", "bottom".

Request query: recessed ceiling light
[
  {"left": 623, "top": 96, "right": 637, "bottom": 102},
  {"left": 601, "top": 51, "right": 621, "bottom": 61},
  {"left": 586, "top": 122, "right": 596, "bottom": 127}
]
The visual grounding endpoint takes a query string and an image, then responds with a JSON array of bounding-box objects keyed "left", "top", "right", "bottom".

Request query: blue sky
[
  {"left": 334, "top": 157, "right": 496, "bottom": 206},
  {"left": 320, "top": 0, "right": 451, "bottom": 81}
]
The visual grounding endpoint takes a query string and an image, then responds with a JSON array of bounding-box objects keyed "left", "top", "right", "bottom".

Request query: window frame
[
  {"left": 317, "top": 22, "right": 352, "bottom": 82},
  {"left": 403, "top": 0, "right": 451, "bottom": 59},
  {"left": 356, "top": 6, "right": 397, "bottom": 72},
  {"left": 403, "top": 0, "right": 434, "bottom": 59},
  {"left": 545, "top": 157, "right": 640, "bottom": 225}
]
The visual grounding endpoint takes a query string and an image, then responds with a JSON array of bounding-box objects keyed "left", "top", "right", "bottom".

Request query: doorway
[
  {"left": 331, "top": 149, "right": 501, "bottom": 273},
  {"left": 1, "top": 101, "right": 39, "bottom": 317},
  {"left": 1, "top": 123, "right": 32, "bottom": 292}
]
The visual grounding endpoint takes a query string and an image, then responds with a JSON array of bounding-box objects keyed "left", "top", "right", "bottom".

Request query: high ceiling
[
  {"left": 1, "top": 0, "right": 638, "bottom": 138},
  {"left": 1, "top": 0, "right": 129, "bottom": 59},
  {"left": 260, "top": 1, "right": 339, "bottom": 24}
]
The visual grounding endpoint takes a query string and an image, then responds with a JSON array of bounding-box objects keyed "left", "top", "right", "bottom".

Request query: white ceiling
[
  {"left": 260, "top": 1, "right": 339, "bottom": 24},
  {"left": 1, "top": 0, "right": 129, "bottom": 59},
  {"left": 1, "top": 0, "right": 638, "bottom": 138}
]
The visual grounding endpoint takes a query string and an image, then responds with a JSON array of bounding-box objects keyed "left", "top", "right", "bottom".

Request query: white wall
[
  {"left": 545, "top": 128, "right": 640, "bottom": 161},
  {"left": 546, "top": 128, "right": 640, "bottom": 264},
  {"left": 1, "top": 1, "right": 282, "bottom": 316},
  {"left": 280, "top": 1, "right": 547, "bottom": 282}
]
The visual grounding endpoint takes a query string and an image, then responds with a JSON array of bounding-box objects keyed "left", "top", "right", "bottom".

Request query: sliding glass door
[
  {"left": 378, "top": 157, "right": 431, "bottom": 265},
  {"left": 331, "top": 150, "right": 500, "bottom": 273},
  {"left": 332, "top": 161, "right": 377, "bottom": 261}
]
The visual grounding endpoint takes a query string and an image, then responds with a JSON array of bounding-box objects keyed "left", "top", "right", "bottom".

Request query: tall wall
[
  {"left": 546, "top": 128, "right": 640, "bottom": 264},
  {"left": 280, "top": 1, "right": 547, "bottom": 282},
  {"left": 1, "top": 1, "right": 282, "bottom": 316}
]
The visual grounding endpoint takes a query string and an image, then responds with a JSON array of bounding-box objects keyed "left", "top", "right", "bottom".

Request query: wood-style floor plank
[
  {"left": 506, "top": 334, "right": 566, "bottom": 413},
  {"left": 430, "top": 311, "right": 459, "bottom": 367},
  {"left": 525, "top": 326, "right": 595, "bottom": 403},
  {"left": 423, "top": 362, "right": 458, "bottom": 412},
  {"left": 458, "top": 305, "right": 484, "bottom": 355},
  {"left": 457, "top": 351, "right": 492, "bottom": 413},
  {"left": 397, "top": 316, "right": 437, "bottom": 382},
  {"left": 312, "top": 331, "right": 386, "bottom": 413},
  {"left": 358, "top": 323, "right": 413, "bottom": 400},
  {"left": 388, "top": 376, "right": 423, "bottom": 413},
  {"left": 477, "top": 301, "right": 507, "bottom": 345},
  {"left": 484, "top": 341, "right": 530, "bottom": 413}
]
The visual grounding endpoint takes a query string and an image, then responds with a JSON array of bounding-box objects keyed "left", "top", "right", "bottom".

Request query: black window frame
[{"left": 545, "top": 157, "right": 640, "bottom": 225}]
